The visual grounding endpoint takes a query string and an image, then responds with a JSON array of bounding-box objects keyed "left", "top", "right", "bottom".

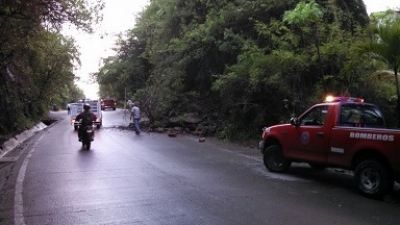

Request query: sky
[
  {"left": 62, "top": 0, "right": 150, "bottom": 99},
  {"left": 364, "top": 0, "right": 400, "bottom": 14},
  {"left": 63, "top": 0, "right": 400, "bottom": 100}
]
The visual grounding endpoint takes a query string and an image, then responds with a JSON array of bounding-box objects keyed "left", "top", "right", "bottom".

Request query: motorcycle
[{"left": 81, "top": 125, "right": 94, "bottom": 150}]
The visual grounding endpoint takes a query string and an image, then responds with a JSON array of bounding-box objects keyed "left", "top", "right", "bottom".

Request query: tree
[
  {"left": 354, "top": 10, "right": 400, "bottom": 125},
  {"left": 95, "top": 0, "right": 375, "bottom": 139},
  {"left": 283, "top": 1, "right": 326, "bottom": 92},
  {"left": 0, "top": 0, "right": 103, "bottom": 137},
  {"left": 0, "top": 0, "right": 103, "bottom": 32}
]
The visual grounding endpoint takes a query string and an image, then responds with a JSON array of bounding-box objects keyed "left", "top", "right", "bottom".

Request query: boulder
[
  {"left": 186, "top": 104, "right": 201, "bottom": 114},
  {"left": 182, "top": 113, "right": 202, "bottom": 124},
  {"left": 207, "top": 125, "right": 217, "bottom": 133},
  {"left": 187, "top": 124, "right": 197, "bottom": 131},
  {"left": 168, "top": 132, "right": 177, "bottom": 137},
  {"left": 174, "top": 127, "right": 183, "bottom": 133},
  {"left": 155, "top": 127, "right": 165, "bottom": 133},
  {"left": 194, "top": 124, "right": 207, "bottom": 136},
  {"left": 168, "top": 117, "right": 181, "bottom": 127}
]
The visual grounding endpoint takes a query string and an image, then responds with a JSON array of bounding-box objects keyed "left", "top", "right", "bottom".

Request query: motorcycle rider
[{"left": 75, "top": 103, "right": 97, "bottom": 141}]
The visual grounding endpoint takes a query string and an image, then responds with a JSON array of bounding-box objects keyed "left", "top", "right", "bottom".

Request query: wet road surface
[{"left": 0, "top": 109, "right": 400, "bottom": 224}]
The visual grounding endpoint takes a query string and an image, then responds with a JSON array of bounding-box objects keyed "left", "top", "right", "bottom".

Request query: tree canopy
[
  {"left": 0, "top": 0, "right": 102, "bottom": 139},
  {"left": 4, "top": 0, "right": 399, "bottom": 141},
  {"left": 94, "top": 0, "right": 400, "bottom": 139},
  {"left": 353, "top": 10, "right": 400, "bottom": 125}
]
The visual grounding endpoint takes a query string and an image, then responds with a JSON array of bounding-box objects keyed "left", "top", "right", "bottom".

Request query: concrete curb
[{"left": 0, "top": 122, "right": 48, "bottom": 158}]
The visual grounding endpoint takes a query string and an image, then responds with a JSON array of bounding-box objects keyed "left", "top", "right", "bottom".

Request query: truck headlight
[
  {"left": 262, "top": 127, "right": 270, "bottom": 133},
  {"left": 262, "top": 127, "right": 271, "bottom": 139}
]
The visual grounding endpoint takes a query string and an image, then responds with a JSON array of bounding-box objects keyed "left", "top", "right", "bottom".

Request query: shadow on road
[{"left": 286, "top": 164, "right": 400, "bottom": 203}]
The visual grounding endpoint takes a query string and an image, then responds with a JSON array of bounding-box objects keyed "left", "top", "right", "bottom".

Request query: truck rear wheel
[
  {"left": 263, "top": 145, "right": 291, "bottom": 173},
  {"left": 354, "top": 160, "right": 394, "bottom": 199}
]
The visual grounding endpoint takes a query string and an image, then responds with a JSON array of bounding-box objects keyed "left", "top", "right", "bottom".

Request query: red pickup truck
[
  {"left": 259, "top": 96, "right": 400, "bottom": 199},
  {"left": 101, "top": 99, "right": 116, "bottom": 110}
]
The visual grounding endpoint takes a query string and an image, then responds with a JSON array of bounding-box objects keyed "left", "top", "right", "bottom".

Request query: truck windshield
[{"left": 338, "top": 104, "right": 385, "bottom": 128}]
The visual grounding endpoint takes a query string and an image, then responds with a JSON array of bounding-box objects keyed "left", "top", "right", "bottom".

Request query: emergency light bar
[{"left": 324, "top": 95, "right": 364, "bottom": 103}]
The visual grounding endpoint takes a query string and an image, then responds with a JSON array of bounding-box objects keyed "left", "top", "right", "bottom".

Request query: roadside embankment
[
  {"left": 0, "top": 111, "right": 67, "bottom": 158},
  {"left": 0, "top": 123, "right": 47, "bottom": 158}
]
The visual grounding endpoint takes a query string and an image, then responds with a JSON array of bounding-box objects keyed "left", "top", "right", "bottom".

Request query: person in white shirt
[{"left": 130, "top": 103, "right": 141, "bottom": 135}]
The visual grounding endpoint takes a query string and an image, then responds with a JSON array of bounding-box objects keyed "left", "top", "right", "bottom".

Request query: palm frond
[
  {"left": 367, "top": 70, "right": 395, "bottom": 82},
  {"left": 353, "top": 15, "right": 400, "bottom": 70}
]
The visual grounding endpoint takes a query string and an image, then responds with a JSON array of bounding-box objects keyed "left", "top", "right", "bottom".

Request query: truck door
[{"left": 287, "top": 105, "right": 330, "bottom": 162}]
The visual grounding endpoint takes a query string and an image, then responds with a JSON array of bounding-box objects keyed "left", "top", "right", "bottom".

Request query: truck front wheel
[
  {"left": 263, "top": 145, "right": 291, "bottom": 173},
  {"left": 354, "top": 160, "right": 394, "bottom": 199}
]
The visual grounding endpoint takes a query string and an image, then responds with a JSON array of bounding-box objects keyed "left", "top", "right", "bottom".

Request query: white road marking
[{"left": 14, "top": 135, "right": 44, "bottom": 225}]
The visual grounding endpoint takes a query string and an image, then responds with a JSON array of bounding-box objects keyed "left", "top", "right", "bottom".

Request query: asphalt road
[{"left": 0, "top": 109, "right": 399, "bottom": 225}]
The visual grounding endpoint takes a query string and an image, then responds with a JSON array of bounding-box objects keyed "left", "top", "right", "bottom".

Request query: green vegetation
[
  {"left": 2, "top": 0, "right": 400, "bottom": 142},
  {"left": 94, "top": 0, "right": 400, "bottom": 139},
  {"left": 354, "top": 10, "right": 400, "bottom": 125},
  {"left": 0, "top": 0, "right": 103, "bottom": 139}
]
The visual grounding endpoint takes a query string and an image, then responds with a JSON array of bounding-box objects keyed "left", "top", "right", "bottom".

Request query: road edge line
[{"left": 13, "top": 135, "right": 44, "bottom": 225}]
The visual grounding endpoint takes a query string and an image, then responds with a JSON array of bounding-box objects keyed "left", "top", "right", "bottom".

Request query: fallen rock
[
  {"left": 182, "top": 113, "right": 202, "bottom": 124},
  {"left": 155, "top": 127, "right": 165, "bottom": 133},
  {"left": 168, "top": 132, "right": 177, "bottom": 137},
  {"left": 195, "top": 124, "right": 207, "bottom": 136}
]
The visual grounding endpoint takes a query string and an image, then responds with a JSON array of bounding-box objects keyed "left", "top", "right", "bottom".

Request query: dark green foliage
[
  {"left": 352, "top": 10, "right": 400, "bottom": 126},
  {"left": 0, "top": 0, "right": 101, "bottom": 139},
  {"left": 96, "top": 0, "right": 400, "bottom": 139}
]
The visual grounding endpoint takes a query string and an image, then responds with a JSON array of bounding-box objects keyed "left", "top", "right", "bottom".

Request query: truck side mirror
[{"left": 290, "top": 118, "right": 299, "bottom": 127}]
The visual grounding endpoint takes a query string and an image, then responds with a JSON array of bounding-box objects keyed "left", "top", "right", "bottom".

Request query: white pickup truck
[{"left": 70, "top": 100, "right": 102, "bottom": 130}]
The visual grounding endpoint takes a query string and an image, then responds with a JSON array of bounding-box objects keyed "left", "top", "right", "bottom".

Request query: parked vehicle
[
  {"left": 259, "top": 96, "right": 400, "bottom": 199},
  {"left": 70, "top": 100, "right": 102, "bottom": 130},
  {"left": 101, "top": 99, "right": 116, "bottom": 110}
]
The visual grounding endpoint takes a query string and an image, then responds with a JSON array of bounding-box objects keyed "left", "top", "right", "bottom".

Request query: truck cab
[{"left": 259, "top": 96, "right": 400, "bottom": 199}]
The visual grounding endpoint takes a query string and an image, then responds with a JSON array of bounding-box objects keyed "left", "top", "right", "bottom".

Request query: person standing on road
[
  {"left": 130, "top": 102, "right": 141, "bottom": 135},
  {"left": 67, "top": 103, "right": 71, "bottom": 115}
]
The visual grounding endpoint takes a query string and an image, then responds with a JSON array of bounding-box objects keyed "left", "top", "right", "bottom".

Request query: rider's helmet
[{"left": 83, "top": 103, "right": 91, "bottom": 111}]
